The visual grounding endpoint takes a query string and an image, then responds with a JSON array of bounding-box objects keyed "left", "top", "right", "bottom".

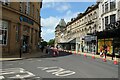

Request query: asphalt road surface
[{"left": 1, "top": 50, "right": 119, "bottom": 80}]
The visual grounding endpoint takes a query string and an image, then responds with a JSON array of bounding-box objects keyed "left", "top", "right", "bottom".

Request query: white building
[
  {"left": 98, "top": 0, "right": 120, "bottom": 30},
  {"left": 97, "top": 0, "right": 120, "bottom": 55}
]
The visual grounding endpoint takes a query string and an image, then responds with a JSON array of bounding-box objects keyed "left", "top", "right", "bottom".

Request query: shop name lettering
[
  {"left": 20, "top": 16, "right": 34, "bottom": 25},
  {"left": 38, "top": 66, "right": 75, "bottom": 77}
]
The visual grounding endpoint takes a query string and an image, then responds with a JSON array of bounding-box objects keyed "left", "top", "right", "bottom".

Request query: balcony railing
[{"left": 105, "top": 20, "right": 120, "bottom": 31}]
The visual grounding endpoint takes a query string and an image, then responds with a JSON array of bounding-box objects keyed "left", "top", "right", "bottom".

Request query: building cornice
[
  {"left": 2, "top": 5, "right": 41, "bottom": 26},
  {"left": 67, "top": 3, "right": 99, "bottom": 26}
]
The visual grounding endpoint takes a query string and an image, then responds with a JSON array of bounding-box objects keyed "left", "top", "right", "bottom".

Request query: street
[{"left": 1, "top": 50, "right": 118, "bottom": 79}]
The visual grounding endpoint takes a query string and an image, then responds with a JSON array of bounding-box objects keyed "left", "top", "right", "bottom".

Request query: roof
[{"left": 58, "top": 19, "right": 66, "bottom": 27}]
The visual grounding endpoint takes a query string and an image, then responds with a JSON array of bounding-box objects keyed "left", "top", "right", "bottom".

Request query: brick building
[{"left": 0, "top": 1, "right": 42, "bottom": 57}]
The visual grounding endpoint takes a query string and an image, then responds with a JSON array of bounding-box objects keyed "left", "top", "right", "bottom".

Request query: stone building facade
[
  {"left": 55, "top": 19, "right": 66, "bottom": 48},
  {"left": 97, "top": 0, "right": 120, "bottom": 55},
  {"left": 0, "top": 1, "right": 42, "bottom": 57},
  {"left": 55, "top": 1, "right": 120, "bottom": 56},
  {"left": 55, "top": 3, "right": 99, "bottom": 53}
]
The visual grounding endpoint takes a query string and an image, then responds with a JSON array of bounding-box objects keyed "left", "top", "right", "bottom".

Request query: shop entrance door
[{"left": 22, "top": 35, "right": 29, "bottom": 53}]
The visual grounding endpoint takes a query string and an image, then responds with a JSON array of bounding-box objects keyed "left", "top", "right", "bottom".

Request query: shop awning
[
  {"left": 96, "top": 28, "right": 120, "bottom": 39},
  {"left": 69, "top": 38, "right": 76, "bottom": 43},
  {"left": 58, "top": 38, "right": 76, "bottom": 44}
]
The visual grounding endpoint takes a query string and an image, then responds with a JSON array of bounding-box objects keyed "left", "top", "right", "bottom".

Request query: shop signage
[
  {"left": 20, "top": 16, "right": 34, "bottom": 25},
  {"left": 84, "top": 35, "right": 96, "bottom": 42}
]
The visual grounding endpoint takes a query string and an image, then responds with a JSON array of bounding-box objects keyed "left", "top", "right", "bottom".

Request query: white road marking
[
  {"left": 9, "top": 71, "right": 35, "bottom": 79},
  {"left": 46, "top": 68, "right": 64, "bottom": 73},
  {"left": 0, "top": 76, "right": 5, "bottom": 79},
  {"left": 27, "top": 59, "right": 33, "bottom": 61},
  {"left": 37, "top": 66, "right": 58, "bottom": 70},
  {"left": 35, "top": 77, "right": 41, "bottom": 78},
  {"left": 38, "top": 66, "right": 76, "bottom": 77},
  {"left": 37, "top": 60, "right": 41, "bottom": 61},
  {"left": 1, "top": 68, "right": 36, "bottom": 79},
  {"left": 54, "top": 70, "right": 75, "bottom": 77}
]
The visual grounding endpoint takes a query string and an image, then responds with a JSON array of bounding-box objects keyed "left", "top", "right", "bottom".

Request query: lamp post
[{"left": 20, "top": 36, "right": 23, "bottom": 58}]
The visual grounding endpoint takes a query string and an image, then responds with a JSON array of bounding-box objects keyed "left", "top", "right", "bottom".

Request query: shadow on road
[{"left": 39, "top": 49, "right": 72, "bottom": 58}]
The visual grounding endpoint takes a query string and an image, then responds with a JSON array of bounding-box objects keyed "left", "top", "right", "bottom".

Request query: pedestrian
[
  {"left": 100, "top": 50, "right": 103, "bottom": 57},
  {"left": 41, "top": 45, "right": 44, "bottom": 52},
  {"left": 104, "top": 48, "right": 107, "bottom": 59},
  {"left": 112, "top": 52, "right": 115, "bottom": 60},
  {"left": 46, "top": 45, "right": 50, "bottom": 55},
  {"left": 46, "top": 46, "right": 48, "bottom": 54}
]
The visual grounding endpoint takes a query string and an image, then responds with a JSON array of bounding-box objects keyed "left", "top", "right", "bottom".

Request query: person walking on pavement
[
  {"left": 46, "top": 45, "right": 50, "bottom": 55},
  {"left": 112, "top": 52, "right": 115, "bottom": 60},
  {"left": 104, "top": 47, "right": 107, "bottom": 59},
  {"left": 41, "top": 45, "right": 44, "bottom": 52}
]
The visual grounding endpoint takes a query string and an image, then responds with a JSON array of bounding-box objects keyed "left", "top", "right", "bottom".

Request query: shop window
[{"left": 0, "top": 20, "right": 8, "bottom": 45}]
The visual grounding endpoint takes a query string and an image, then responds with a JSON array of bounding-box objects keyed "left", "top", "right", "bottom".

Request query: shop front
[
  {"left": 98, "top": 38, "right": 113, "bottom": 55},
  {"left": 96, "top": 26, "right": 120, "bottom": 56},
  {"left": 84, "top": 35, "right": 97, "bottom": 53},
  {"left": 22, "top": 35, "right": 29, "bottom": 53},
  {"left": 58, "top": 38, "right": 76, "bottom": 50}
]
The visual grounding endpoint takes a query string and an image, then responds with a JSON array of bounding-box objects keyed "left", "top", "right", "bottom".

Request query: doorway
[{"left": 22, "top": 35, "right": 29, "bottom": 53}]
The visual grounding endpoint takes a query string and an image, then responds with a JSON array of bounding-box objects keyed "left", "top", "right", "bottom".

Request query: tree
[
  {"left": 41, "top": 41, "right": 47, "bottom": 46},
  {"left": 48, "top": 39, "right": 55, "bottom": 46}
]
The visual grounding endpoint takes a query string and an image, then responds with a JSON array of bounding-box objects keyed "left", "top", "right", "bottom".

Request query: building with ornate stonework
[
  {"left": 0, "top": 1, "right": 42, "bottom": 57},
  {"left": 96, "top": 0, "right": 120, "bottom": 56},
  {"left": 55, "top": 3, "right": 99, "bottom": 53}
]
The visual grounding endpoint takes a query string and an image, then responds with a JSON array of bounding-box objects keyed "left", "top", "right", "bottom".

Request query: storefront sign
[
  {"left": 84, "top": 35, "right": 96, "bottom": 42},
  {"left": 20, "top": 16, "right": 34, "bottom": 25}
]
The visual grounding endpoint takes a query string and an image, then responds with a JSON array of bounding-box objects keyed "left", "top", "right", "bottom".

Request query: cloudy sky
[{"left": 41, "top": 1, "right": 96, "bottom": 42}]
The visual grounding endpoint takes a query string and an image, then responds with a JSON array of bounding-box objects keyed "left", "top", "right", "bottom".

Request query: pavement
[
  {"left": 58, "top": 49, "right": 119, "bottom": 62},
  {"left": 0, "top": 50, "right": 45, "bottom": 61},
  {"left": 0, "top": 49, "right": 119, "bottom": 63}
]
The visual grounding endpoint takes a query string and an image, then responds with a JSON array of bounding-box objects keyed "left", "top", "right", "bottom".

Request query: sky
[{"left": 41, "top": 1, "right": 96, "bottom": 42}]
